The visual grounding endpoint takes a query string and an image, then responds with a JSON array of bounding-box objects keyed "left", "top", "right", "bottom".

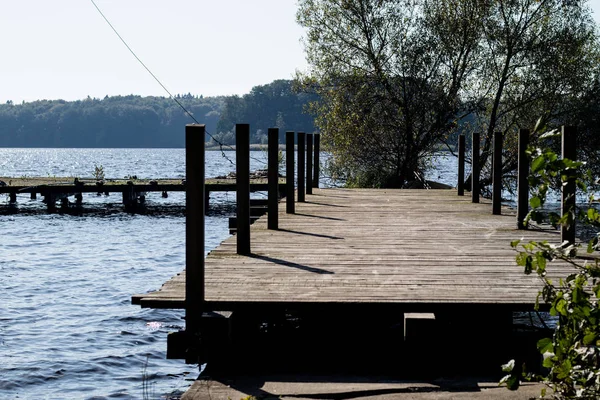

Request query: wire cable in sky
[{"left": 89, "top": 0, "right": 243, "bottom": 165}]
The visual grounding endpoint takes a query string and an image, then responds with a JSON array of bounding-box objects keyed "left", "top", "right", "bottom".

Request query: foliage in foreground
[{"left": 501, "top": 132, "right": 600, "bottom": 398}]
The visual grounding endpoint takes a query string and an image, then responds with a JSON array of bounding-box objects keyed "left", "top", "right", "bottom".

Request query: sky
[
  {"left": 0, "top": 0, "right": 309, "bottom": 103},
  {"left": 1, "top": 0, "right": 600, "bottom": 104}
]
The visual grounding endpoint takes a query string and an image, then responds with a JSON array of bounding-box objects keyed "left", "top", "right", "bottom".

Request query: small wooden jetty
[
  {"left": 0, "top": 176, "right": 285, "bottom": 211},
  {"left": 131, "top": 124, "right": 584, "bottom": 398}
]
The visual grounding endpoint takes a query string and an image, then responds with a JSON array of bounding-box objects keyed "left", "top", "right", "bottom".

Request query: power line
[{"left": 89, "top": 0, "right": 244, "bottom": 164}]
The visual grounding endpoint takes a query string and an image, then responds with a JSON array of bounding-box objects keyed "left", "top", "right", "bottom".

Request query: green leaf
[
  {"left": 536, "top": 253, "right": 547, "bottom": 273},
  {"left": 537, "top": 337, "right": 553, "bottom": 353},
  {"left": 583, "top": 333, "right": 596, "bottom": 345},
  {"left": 530, "top": 196, "right": 542, "bottom": 209},
  {"left": 531, "top": 156, "right": 546, "bottom": 173},
  {"left": 542, "top": 356, "right": 554, "bottom": 368},
  {"left": 511, "top": 239, "right": 521, "bottom": 248}
]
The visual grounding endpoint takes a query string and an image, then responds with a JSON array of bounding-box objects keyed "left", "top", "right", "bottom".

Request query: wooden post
[
  {"left": 298, "top": 132, "right": 306, "bottom": 202},
  {"left": 492, "top": 131, "right": 503, "bottom": 215},
  {"left": 45, "top": 193, "right": 56, "bottom": 211},
  {"left": 313, "top": 133, "right": 320, "bottom": 188},
  {"left": 306, "top": 133, "right": 313, "bottom": 195},
  {"left": 204, "top": 191, "right": 210, "bottom": 214},
  {"left": 472, "top": 132, "right": 480, "bottom": 203},
  {"left": 286, "top": 131, "right": 295, "bottom": 214},
  {"left": 236, "top": 123, "right": 251, "bottom": 255},
  {"left": 457, "top": 134, "right": 465, "bottom": 196},
  {"left": 185, "top": 124, "right": 205, "bottom": 357},
  {"left": 561, "top": 126, "right": 577, "bottom": 245},
  {"left": 268, "top": 128, "right": 279, "bottom": 230},
  {"left": 30, "top": 192, "right": 37, "bottom": 200},
  {"left": 517, "top": 129, "right": 530, "bottom": 229},
  {"left": 9, "top": 192, "right": 16, "bottom": 203}
]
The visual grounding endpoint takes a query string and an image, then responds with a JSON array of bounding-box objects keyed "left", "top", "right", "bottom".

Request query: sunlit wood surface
[{"left": 133, "top": 188, "right": 572, "bottom": 309}]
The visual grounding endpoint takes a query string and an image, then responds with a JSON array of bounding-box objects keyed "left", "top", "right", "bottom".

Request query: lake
[{"left": 0, "top": 148, "right": 458, "bottom": 399}]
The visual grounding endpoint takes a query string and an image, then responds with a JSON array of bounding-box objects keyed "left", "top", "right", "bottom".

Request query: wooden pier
[
  {"left": 131, "top": 124, "right": 586, "bottom": 372},
  {"left": 0, "top": 176, "right": 285, "bottom": 211},
  {"left": 133, "top": 187, "right": 568, "bottom": 311},
  {"left": 128, "top": 124, "right": 588, "bottom": 400}
]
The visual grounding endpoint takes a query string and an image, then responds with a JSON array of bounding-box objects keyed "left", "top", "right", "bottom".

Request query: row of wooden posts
[
  {"left": 455, "top": 126, "right": 577, "bottom": 244},
  {"left": 184, "top": 123, "right": 320, "bottom": 340}
]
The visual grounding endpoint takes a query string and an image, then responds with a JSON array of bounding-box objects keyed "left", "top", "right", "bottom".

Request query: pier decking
[{"left": 132, "top": 187, "right": 568, "bottom": 311}]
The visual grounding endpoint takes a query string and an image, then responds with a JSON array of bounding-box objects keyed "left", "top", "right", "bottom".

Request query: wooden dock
[
  {"left": 0, "top": 176, "right": 285, "bottom": 211},
  {"left": 127, "top": 124, "right": 591, "bottom": 398},
  {"left": 133, "top": 187, "right": 568, "bottom": 311}
]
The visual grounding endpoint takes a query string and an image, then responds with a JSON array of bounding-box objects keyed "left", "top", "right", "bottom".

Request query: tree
[
  {"left": 462, "top": 0, "right": 599, "bottom": 191},
  {"left": 297, "top": 0, "right": 481, "bottom": 187},
  {"left": 296, "top": 0, "right": 599, "bottom": 189}
]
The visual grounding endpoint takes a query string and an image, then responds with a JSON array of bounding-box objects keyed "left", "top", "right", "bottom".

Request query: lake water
[{"left": 0, "top": 148, "right": 458, "bottom": 400}]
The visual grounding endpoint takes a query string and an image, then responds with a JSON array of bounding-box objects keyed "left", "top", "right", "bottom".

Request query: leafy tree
[
  {"left": 296, "top": 0, "right": 599, "bottom": 189},
  {"left": 297, "top": 0, "right": 482, "bottom": 187},
  {"left": 462, "top": 0, "right": 599, "bottom": 190}
]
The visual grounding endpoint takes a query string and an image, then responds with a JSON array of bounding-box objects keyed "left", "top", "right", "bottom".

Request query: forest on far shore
[{"left": 0, "top": 79, "right": 318, "bottom": 148}]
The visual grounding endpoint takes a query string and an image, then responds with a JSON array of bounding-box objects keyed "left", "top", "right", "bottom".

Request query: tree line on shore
[{"left": 0, "top": 79, "right": 317, "bottom": 148}]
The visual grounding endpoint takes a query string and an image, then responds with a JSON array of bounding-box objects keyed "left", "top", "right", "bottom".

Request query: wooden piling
[
  {"left": 472, "top": 132, "right": 480, "bottom": 203},
  {"left": 236, "top": 124, "right": 251, "bottom": 255},
  {"left": 561, "top": 126, "right": 577, "bottom": 245},
  {"left": 457, "top": 134, "right": 465, "bottom": 196},
  {"left": 9, "top": 192, "right": 16, "bottom": 203},
  {"left": 298, "top": 132, "right": 306, "bottom": 203},
  {"left": 306, "top": 133, "right": 313, "bottom": 195},
  {"left": 492, "top": 131, "right": 503, "bottom": 215},
  {"left": 185, "top": 124, "right": 205, "bottom": 360},
  {"left": 30, "top": 192, "right": 37, "bottom": 200},
  {"left": 268, "top": 128, "right": 279, "bottom": 230},
  {"left": 46, "top": 194, "right": 55, "bottom": 211},
  {"left": 517, "top": 129, "right": 530, "bottom": 229},
  {"left": 286, "top": 131, "right": 295, "bottom": 214},
  {"left": 313, "top": 134, "right": 320, "bottom": 188}
]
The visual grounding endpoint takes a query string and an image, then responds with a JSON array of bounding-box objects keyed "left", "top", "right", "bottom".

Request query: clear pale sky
[{"left": 1, "top": 0, "right": 599, "bottom": 104}]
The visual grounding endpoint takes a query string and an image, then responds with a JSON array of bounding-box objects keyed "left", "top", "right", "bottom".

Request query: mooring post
[
  {"left": 30, "top": 192, "right": 37, "bottom": 200},
  {"left": 184, "top": 124, "right": 205, "bottom": 363},
  {"left": 306, "top": 133, "right": 313, "bottom": 195},
  {"left": 204, "top": 191, "right": 210, "bottom": 214},
  {"left": 457, "top": 134, "right": 465, "bottom": 196},
  {"left": 236, "top": 123, "right": 251, "bottom": 255},
  {"left": 45, "top": 193, "right": 56, "bottom": 211},
  {"left": 313, "top": 133, "right": 320, "bottom": 188},
  {"left": 517, "top": 129, "right": 530, "bottom": 229},
  {"left": 9, "top": 192, "right": 16, "bottom": 203},
  {"left": 472, "top": 132, "right": 480, "bottom": 203},
  {"left": 492, "top": 131, "right": 503, "bottom": 215},
  {"left": 298, "top": 132, "right": 306, "bottom": 202},
  {"left": 286, "top": 131, "right": 295, "bottom": 214},
  {"left": 561, "top": 126, "right": 577, "bottom": 245},
  {"left": 268, "top": 128, "right": 279, "bottom": 230}
]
